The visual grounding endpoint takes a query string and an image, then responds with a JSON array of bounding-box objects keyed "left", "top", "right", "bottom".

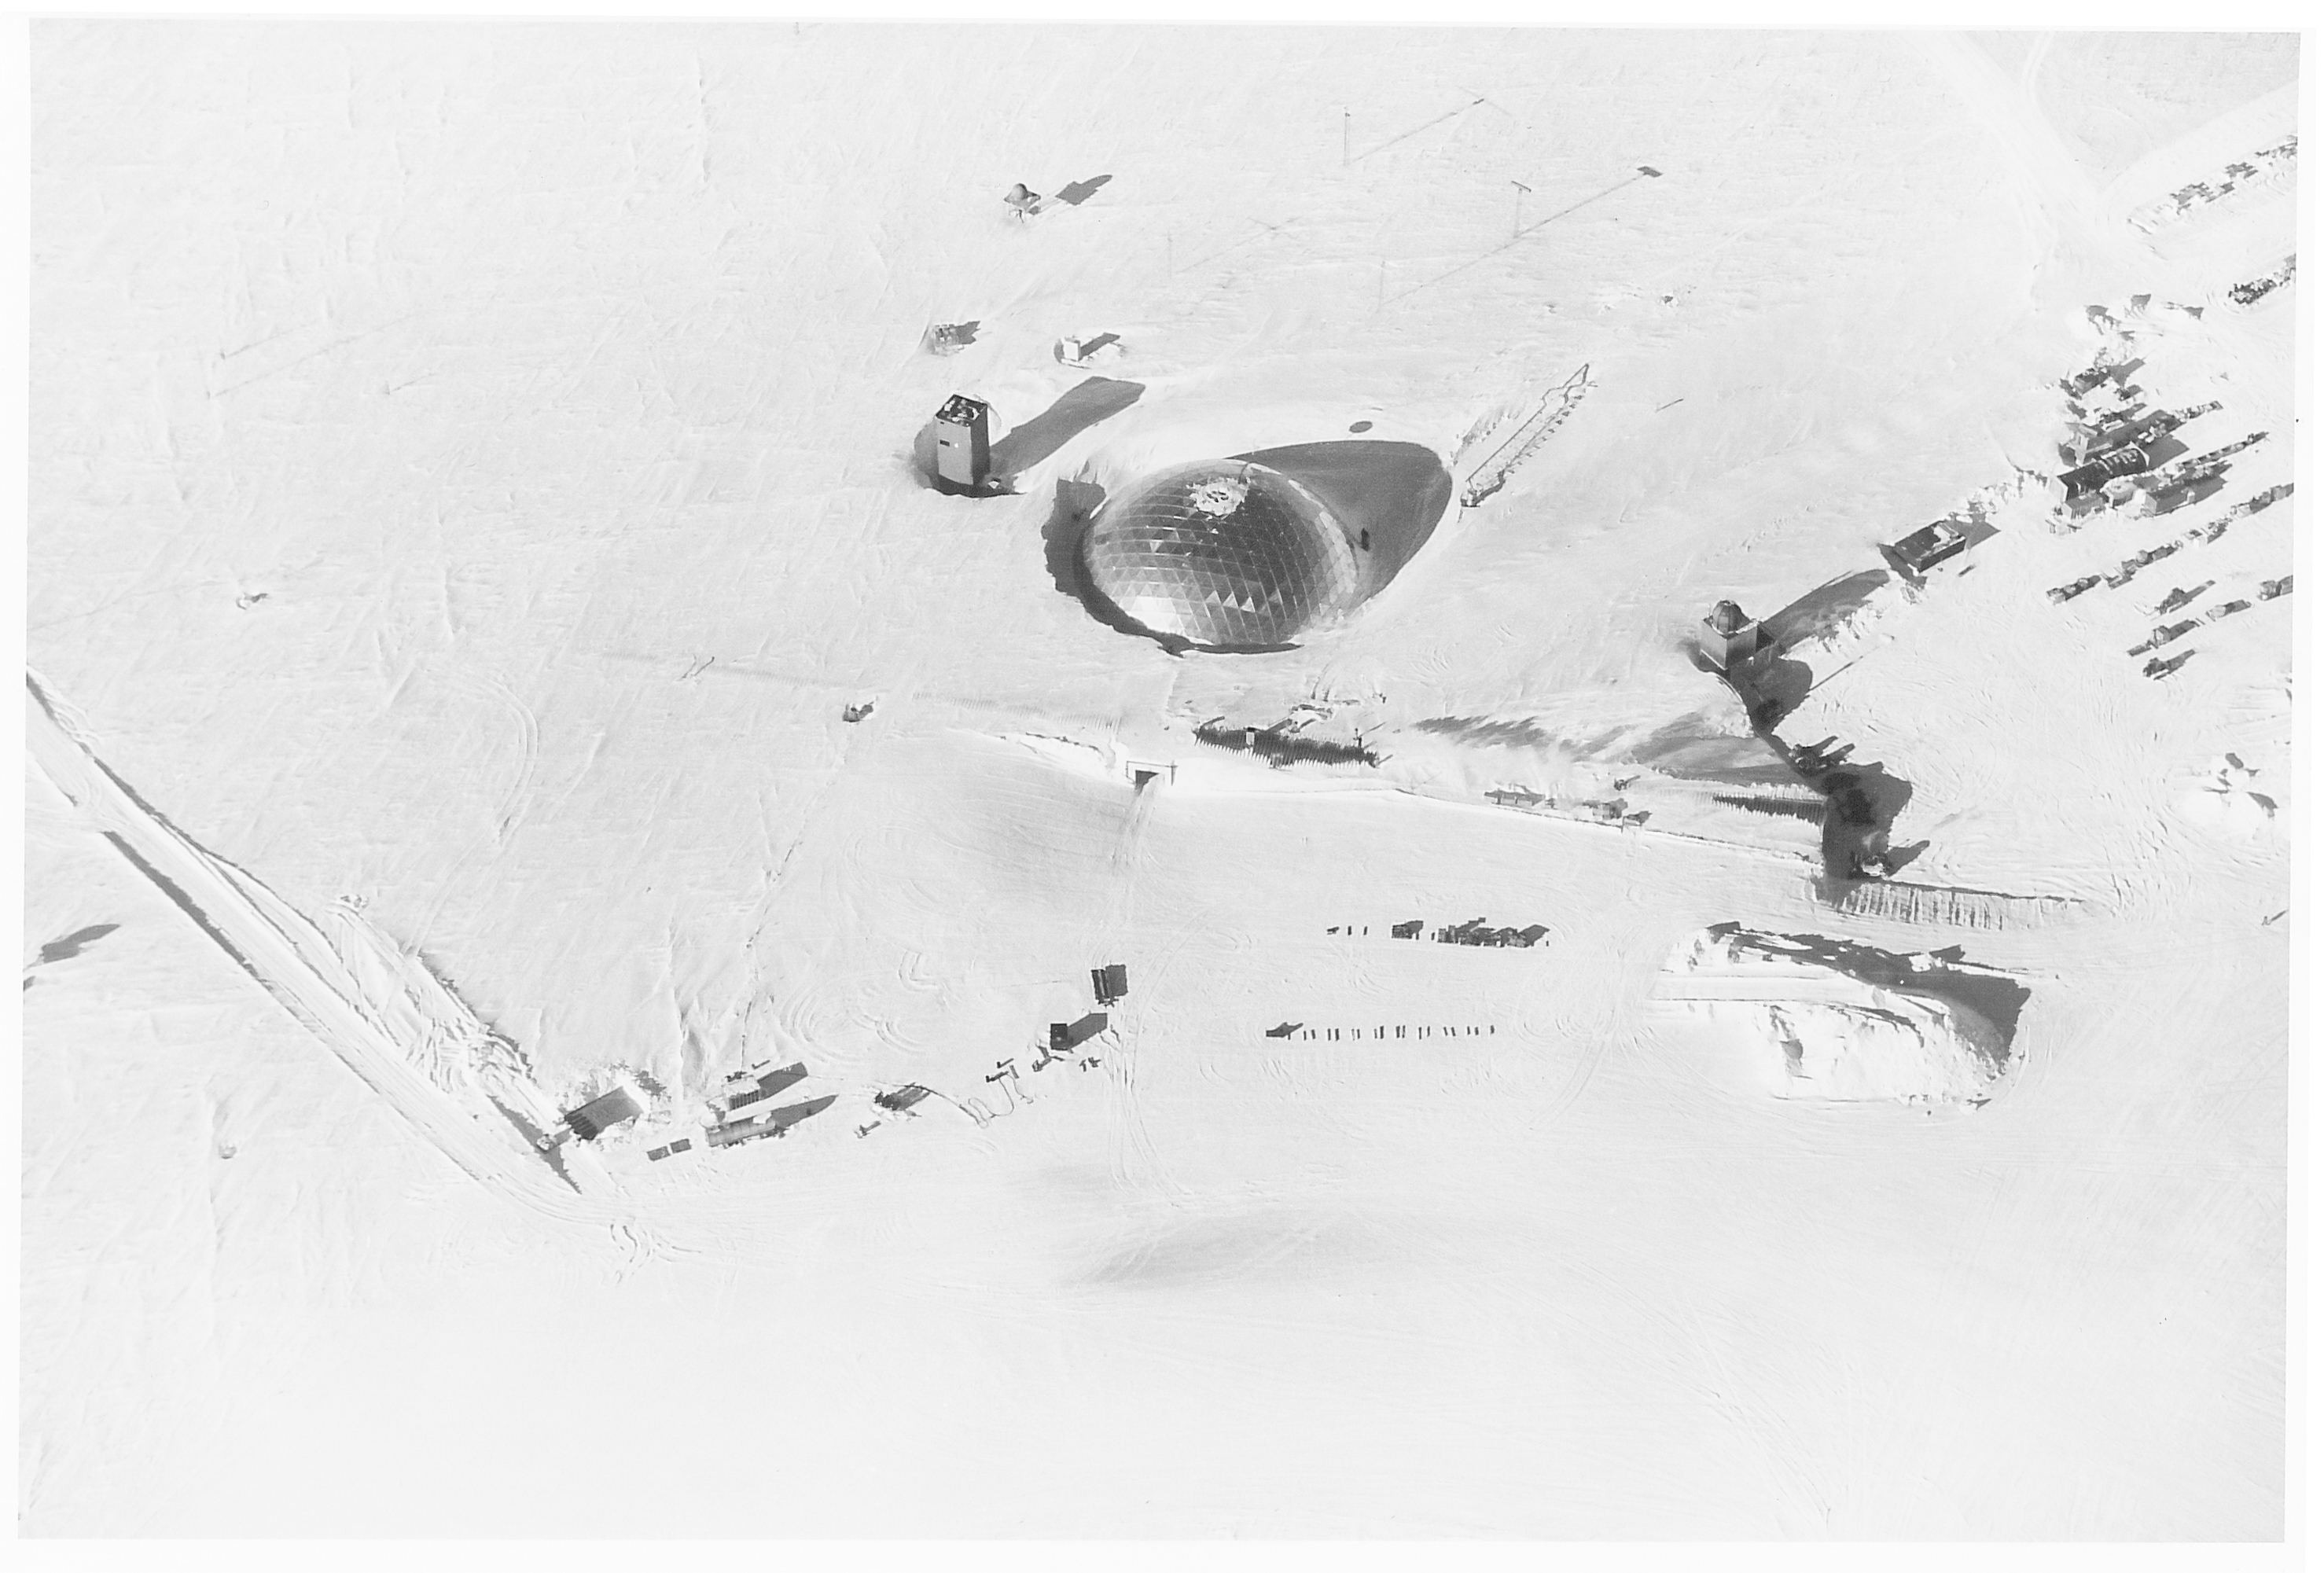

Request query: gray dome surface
[{"left": 1079, "top": 461, "right": 1362, "bottom": 649}]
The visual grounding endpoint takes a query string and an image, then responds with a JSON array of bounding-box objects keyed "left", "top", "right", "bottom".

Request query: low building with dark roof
[
  {"left": 562, "top": 1086, "right": 644, "bottom": 1142},
  {"left": 1888, "top": 520, "right": 1968, "bottom": 574}
]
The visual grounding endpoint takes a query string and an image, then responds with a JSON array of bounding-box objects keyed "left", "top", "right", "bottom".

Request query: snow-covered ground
[{"left": 23, "top": 23, "right": 2298, "bottom": 1538}]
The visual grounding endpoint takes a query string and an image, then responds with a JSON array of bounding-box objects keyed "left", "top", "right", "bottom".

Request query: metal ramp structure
[{"left": 1459, "top": 363, "right": 1592, "bottom": 508}]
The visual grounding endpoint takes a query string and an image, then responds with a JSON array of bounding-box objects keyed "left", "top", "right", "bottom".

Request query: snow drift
[{"left": 1657, "top": 924, "right": 2017, "bottom": 1105}]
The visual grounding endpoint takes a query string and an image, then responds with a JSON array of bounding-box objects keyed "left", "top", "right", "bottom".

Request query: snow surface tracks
[{"left": 24, "top": 672, "right": 621, "bottom": 1222}]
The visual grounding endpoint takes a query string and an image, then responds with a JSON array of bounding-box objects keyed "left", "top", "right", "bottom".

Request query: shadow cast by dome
[
  {"left": 1687, "top": 640, "right": 1813, "bottom": 730},
  {"left": 1230, "top": 439, "right": 1454, "bottom": 594}
]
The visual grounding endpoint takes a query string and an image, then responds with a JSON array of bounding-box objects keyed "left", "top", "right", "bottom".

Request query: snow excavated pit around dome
[
  {"left": 1077, "top": 439, "right": 1451, "bottom": 651},
  {"left": 1653, "top": 924, "right": 2028, "bottom": 1108}
]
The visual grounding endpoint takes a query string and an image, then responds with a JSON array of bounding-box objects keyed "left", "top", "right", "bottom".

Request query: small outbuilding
[
  {"left": 563, "top": 1086, "right": 644, "bottom": 1142},
  {"left": 929, "top": 394, "right": 993, "bottom": 494},
  {"left": 724, "top": 1061, "right": 808, "bottom": 1112},
  {"left": 1699, "top": 600, "right": 1765, "bottom": 672},
  {"left": 1888, "top": 520, "right": 1968, "bottom": 575},
  {"left": 2052, "top": 443, "right": 2153, "bottom": 502}
]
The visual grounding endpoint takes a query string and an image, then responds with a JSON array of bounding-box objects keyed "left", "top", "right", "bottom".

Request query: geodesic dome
[{"left": 1079, "top": 460, "right": 1363, "bottom": 649}]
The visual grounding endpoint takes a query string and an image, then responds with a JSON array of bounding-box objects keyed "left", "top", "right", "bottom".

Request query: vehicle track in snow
[
  {"left": 1910, "top": 31, "right": 2153, "bottom": 285},
  {"left": 480, "top": 671, "right": 543, "bottom": 844},
  {"left": 24, "top": 671, "right": 623, "bottom": 1226},
  {"left": 28, "top": 673, "right": 897, "bottom": 1247}
]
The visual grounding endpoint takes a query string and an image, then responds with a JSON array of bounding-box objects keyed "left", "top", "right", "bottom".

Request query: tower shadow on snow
[
  {"left": 991, "top": 377, "right": 1146, "bottom": 481},
  {"left": 1684, "top": 640, "right": 1926, "bottom": 884},
  {"left": 1758, "top": 568, "right": 1890, "bottom": 656},
  {"left": 906, "top": 376, "right": 1145, "bottom": 496}
]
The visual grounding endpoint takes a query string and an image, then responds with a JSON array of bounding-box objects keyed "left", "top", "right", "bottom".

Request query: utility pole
[
  {"left": 1343, "top": 108, "right": 1351, "bottom": 166},
  {"left": 1510, "top": 179, "right": 1532, "bottom": 240}
]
